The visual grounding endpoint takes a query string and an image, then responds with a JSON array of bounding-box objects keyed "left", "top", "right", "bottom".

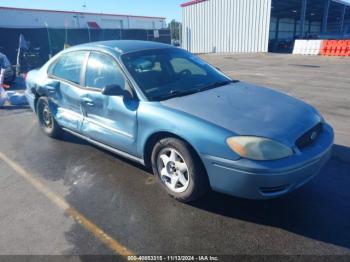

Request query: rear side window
[
  {"left": 49, "top": 51, "right": 87, "bottom": 84},
  {"left": 85, "top": 52, "right": 126, "bottom": 90}
]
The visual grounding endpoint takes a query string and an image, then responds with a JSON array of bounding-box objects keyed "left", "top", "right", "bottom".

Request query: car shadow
[
  {"left": 61, "top": 131, "right": 149, "bottom": 172},
  {"left": 190, "top": 144, "right": 350, "bottom": 250},
  {"left": 0, "top": 105, "right": 30, "bottom": 110}
]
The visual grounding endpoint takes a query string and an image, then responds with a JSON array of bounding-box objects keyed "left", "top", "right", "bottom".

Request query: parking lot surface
[{"left": 0, "top": 54, "right": 349, "bottom": 256}]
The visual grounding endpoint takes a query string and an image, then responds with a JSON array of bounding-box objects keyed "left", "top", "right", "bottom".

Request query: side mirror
[{"left": 101, "top": 84, "right": 123, "bottom": 96}]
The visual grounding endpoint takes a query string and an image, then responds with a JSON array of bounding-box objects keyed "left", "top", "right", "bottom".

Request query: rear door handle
[
  {"left": 45, "top": 80, "right": 60, "bottom": 93},
  {"left": 82, "top": 98, "right": 95, "bottom": 106},
  {"left": 46, "top": 86, "right": 56, "bottom": 93}
]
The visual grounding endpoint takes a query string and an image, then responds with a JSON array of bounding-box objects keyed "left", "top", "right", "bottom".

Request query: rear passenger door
[
  {"left": 80, "top": 51, "right": 139, "bottom": 155},
  {"left": 47, "top": 51, "right": 88, "bottom": 132}
]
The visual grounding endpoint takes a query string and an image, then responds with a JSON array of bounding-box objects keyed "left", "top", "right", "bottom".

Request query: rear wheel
[
  {"left": 36, "top": 97, "right": 63, "bottom": 138},
  {"left": 151, "top": 138, "right": 210, "bottom": 202}
]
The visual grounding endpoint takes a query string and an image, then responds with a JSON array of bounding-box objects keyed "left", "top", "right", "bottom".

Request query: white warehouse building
[
  {"left": 0, "top": 6, "right": 166, "bottom": 29},
  {"left": 181, "top": 0, "right": 350, "bottom": 53}
]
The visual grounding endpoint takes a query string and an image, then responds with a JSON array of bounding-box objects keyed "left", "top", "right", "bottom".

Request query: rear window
[{"left": 49, "top": 51, "right": 87, "bottom": 84}]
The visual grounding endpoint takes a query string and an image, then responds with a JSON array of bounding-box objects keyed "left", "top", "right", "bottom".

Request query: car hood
[{"left": 161, "top": 82, "right": 322, "bottom": 147}]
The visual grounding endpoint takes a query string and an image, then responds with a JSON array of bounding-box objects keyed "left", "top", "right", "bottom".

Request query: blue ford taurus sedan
[{"left": 25, "top": 40, "right": 334, "bottom": 202}]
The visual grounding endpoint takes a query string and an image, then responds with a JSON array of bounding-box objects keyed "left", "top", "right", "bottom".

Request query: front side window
[
  {"left": 85, "top": 52, "right": 126, "bottom": 90},
  {"left": 50, "top": 51, "right": 86, "bottom": 84},
  {"left": 122, "top": 48, "right": 231, "bottom": 101}
]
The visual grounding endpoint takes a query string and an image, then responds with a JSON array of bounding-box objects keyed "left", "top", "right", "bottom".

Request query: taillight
[{"left": 24, "top": 73, "right": 28, "bottom": 81}]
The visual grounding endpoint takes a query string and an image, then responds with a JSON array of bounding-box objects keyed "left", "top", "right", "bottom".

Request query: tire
[
  {"left": 36, "top": 96, "right": 63, "bottom": 138},
  {"left": 151, "top": 137, "right": 210, "bottom": 202}
]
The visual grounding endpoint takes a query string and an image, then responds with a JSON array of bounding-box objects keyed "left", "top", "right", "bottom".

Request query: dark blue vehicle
[{"left": 25, "top": 41, "right": 333, "bottom": 202}]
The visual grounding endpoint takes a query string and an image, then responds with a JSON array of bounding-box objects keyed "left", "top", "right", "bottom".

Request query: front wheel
[
  {"left": 151, "top": 138, "right": 210, "bottom": 202},
  {"left": 36, "top": 96, "right": 63, "bottom": 138}
]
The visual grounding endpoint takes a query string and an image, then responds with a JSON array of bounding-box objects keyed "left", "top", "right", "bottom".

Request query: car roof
[{"left": 73, "top": 40, "right": 174, "bottom": 56}]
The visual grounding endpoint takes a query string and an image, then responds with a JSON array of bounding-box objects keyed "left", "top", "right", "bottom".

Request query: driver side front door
[{"left": 80, "top": 51, "right": 139, "bottom": 156}]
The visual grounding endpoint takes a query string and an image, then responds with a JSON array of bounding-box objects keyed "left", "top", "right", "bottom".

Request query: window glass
[
  {"left": 50, "top": 51, "right": 86, "bottom": 84},
  {"left": 122, "top": 48, "right": 231, "bottom": 101},
  {"left": 85, "top": 52, "right": 125, "bottom": 90},
  {"left": 170, "top": 57, "right": 206, "bottom": 75}
]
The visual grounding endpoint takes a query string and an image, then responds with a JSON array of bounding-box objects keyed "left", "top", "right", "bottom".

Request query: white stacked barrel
[
  {"left": 293, "top": 40, "right": 323, "bottom": 55},
  {"left": 293, "top": 40, "right": 305, "bottom": 54}
]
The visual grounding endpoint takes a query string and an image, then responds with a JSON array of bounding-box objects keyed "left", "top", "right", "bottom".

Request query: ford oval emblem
[{"left": 310, "top": 131, "right": 318, "bottom": 141}]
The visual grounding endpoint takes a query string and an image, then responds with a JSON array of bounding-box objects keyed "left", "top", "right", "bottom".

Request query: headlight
[{"left": 226, "top": 136, "right": 293, "bottom": 161}]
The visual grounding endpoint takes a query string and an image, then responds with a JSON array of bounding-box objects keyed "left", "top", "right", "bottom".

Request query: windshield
[{"left": 121, "top": 48, "right": 234, "bottom": 101}]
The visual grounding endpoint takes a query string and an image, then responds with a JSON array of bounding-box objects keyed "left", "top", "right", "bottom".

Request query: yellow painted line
[{"left": 0, "top": 151, "right": 135, "bottom": 256}]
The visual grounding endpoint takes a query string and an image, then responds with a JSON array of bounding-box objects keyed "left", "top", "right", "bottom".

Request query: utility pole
[
  {"left": 299, "top": 0, "right": 307, "bottom": 38},
  {"left": 322, "top": 0, "right": 330, "bottom": 34},
  {"left": 45, "top": 22, "right": 53, "bottom": 58},
  {"left": 82, "top": 2, "right": 87, "bottom": 12}
]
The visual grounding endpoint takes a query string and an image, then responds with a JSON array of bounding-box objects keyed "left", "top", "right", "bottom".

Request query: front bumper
[{"left": 202, "top": 124, "right": 334, "bottom": 199}]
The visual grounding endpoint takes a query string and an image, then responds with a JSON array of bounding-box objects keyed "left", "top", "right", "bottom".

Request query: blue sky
[
  {"left": 4, "top": 0, "right": 349, "bottom": 23},
  {"left": 0, "top": 0, "right": 185, "bottom": 21}
]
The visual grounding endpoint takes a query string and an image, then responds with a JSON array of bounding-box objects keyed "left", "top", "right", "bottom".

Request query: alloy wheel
[{"left": 157, "top": 148, "right": 190, "bottom": 193}]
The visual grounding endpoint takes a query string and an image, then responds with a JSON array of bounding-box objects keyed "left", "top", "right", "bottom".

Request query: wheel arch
[
  {"left": 33, "top": 91, "right": 48, "bottom": 113},
  {"left": 143, "top": 131, "right": 205, "bottom": 172},
  {"left": 33, "top": 93, "right": 41, "bottom": 113}
]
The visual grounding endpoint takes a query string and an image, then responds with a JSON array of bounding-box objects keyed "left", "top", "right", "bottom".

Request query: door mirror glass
[{"left": 101, "top": 84, "right": 124, "bottom": 96}]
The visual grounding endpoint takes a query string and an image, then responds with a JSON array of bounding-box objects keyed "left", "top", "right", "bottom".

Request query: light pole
[{"left": 45, "top": 22, "right": 53, "bottom": 58}]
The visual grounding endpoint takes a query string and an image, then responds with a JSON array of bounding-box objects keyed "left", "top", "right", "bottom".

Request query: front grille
[{"left": 296, "top": 123, "right": 323, "bottom": 149}]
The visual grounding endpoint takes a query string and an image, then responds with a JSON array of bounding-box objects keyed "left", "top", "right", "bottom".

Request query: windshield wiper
[
  {"left": 198, "top": 79, "right": 239, "bottom": 91},
  {"left": 157, "top": 89, "right": 199, "bottom": 100},
  {"left": 156, "top": 80, "right": 239, "bottom": 101}
]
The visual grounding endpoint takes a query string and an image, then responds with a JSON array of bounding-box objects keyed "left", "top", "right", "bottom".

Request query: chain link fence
[{"left": 0, "top": 28, "right": 171, "bottom": 68}]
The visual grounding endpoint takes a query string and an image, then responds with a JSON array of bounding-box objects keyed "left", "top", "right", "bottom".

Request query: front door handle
[{"left": 82, "top": 98, "right": 95, "bottom": 106}]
